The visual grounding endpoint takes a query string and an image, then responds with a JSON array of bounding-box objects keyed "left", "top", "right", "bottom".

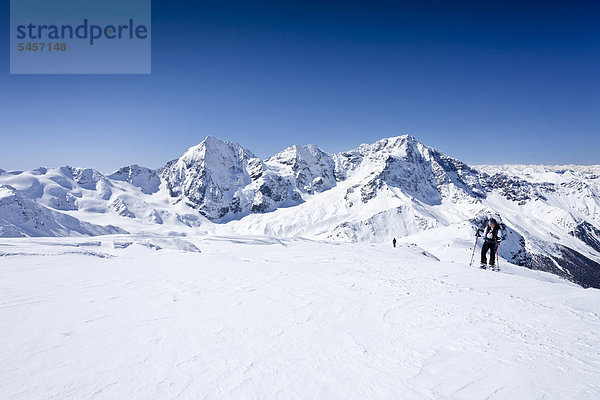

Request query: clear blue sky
[{"left": 1, "top": 0, "right": 598, "bottom": 172}]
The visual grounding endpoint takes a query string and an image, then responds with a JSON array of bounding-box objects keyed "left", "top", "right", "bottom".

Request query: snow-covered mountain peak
[
  {"left": 335, "top": 135, "right": 429, "bottom": 175},
  {"left": 333, "top": 135, "right": 483, "bottom": 206},
  {"left": 161, "top": 138, "right": 336, "bottom": 219},
  {"left": 108, "top": 164, "right": 160, "bottom": 195},
  {"left": 266, "top": 143, "right": 336, "bottom": 193},
  {"left": 0, "top": 184, "right": 17, "bottom": 200},
  {"left": 56, "top": 165, "right": 110, "bottom": 192},
  {"left": 354, "top": 135, "right": 422, "bottom": 158},
  {"left": 272, "top": 143, "right": 325, "bottom": 157},
  {"left": 162, "top": 137, "right": 269, "bottom": 219},
  {"left": 164, "top": 136, "right": 258, "bottom": 188},
  {"left": 178, "top": 136, "right": 256, "bottom": 167}
]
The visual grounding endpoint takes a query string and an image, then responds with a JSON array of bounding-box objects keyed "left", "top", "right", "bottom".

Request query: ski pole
[
  {"left": 495, "top": 240, "right": 500, "bottom": 270},
  {"left": 469, "top": 232, "right": 479, "bottom": 267}
]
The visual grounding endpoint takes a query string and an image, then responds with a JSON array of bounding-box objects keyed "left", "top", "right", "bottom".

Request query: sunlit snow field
[{"left": 1, "top": 235, "right": 599, "bottom": 399}]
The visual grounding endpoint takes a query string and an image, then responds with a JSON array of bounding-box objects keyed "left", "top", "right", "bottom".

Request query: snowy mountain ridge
[{"left": 1, "top": 135, "right": 600, "bottom": 288}]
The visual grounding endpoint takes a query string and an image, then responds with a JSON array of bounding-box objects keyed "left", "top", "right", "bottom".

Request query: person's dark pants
[{"left": 481, "top": 241, "right": 496, "bottom": 265}]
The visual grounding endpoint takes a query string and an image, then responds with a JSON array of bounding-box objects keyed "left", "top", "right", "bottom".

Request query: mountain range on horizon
[{"left": 1, "top": 134, "right": 600, "bottom": 288}]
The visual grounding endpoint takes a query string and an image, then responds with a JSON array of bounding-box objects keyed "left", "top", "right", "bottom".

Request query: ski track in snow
[{"left": 0, "top": 235, "right": 599, "bottom": 399}]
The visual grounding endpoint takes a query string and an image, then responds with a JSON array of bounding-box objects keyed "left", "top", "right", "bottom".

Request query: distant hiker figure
[
  {"left": 478, "top": 218, "right": 499, "bottom": 269},
  {"left": 392, "top": 238, "right": 397, "bottom": 248}
]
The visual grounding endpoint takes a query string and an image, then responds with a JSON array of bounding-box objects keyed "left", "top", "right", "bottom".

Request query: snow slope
[{"left": 0, "top": 235, "right": 598, "bottom": 399}]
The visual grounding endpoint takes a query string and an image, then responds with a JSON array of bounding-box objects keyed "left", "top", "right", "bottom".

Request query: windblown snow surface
[{"left": 1, "top": 234, "right": 599, "bottom": 399}]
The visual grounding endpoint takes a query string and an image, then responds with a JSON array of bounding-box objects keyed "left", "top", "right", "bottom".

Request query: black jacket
[{"left": 481, "top": 224, "right": 500, "bottom": 243}]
